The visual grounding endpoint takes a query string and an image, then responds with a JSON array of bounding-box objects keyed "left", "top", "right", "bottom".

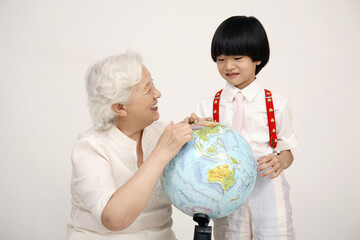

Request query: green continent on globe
[
  {"left": 208, "top": 164, "right": 235, "bottom": 192},
  {"left": 230, "top": 156, "right": 238, "bottom": 164},
  {"left": 193, "top": 124, "right": 220, "bottom": 142},
  {"left": 207, "top": 144, "right": 216, "bottom": 154},
  {"left": 193, "top": 123, "right": 227, "bottom": 160}
]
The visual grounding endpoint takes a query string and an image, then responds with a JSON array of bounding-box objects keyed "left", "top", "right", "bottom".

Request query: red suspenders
[
  {"left": 264, "top": 89, "right": 278, "bottom": 149},
  {"left": 212, "top": 89, "right": 223, "bottom": 123},
  {"left": 212, "top": 89, "right": 278, "bottom": 150}
]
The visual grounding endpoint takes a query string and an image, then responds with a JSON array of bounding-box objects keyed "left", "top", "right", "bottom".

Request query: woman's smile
[{"left": 151, "top": 102, "right": 158, "bottom": 111}]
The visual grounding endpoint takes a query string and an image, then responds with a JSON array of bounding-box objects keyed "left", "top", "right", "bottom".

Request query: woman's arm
[{"left": 101, "top": 121, "right": 193, "bottom": 231}]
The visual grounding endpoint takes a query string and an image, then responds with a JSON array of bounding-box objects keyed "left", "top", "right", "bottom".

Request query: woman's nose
[{"left": 154, "top": 87, "right": 161, "bottom": 98}]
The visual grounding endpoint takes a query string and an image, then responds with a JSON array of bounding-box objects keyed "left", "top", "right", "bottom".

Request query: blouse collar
[
  {"left": 108, "top": 123, "right": 154, "bottom": 151},
  {"left": 108, "top": 124, "right": 137, "bottom": 149}
]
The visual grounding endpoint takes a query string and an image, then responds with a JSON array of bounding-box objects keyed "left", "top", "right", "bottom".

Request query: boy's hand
[
  {"left": 256, "top": 150, "right": 294, "bottom": 179},
  {"left": 184, "top": 112, "right": 212, "bottom": 124},
  {"left": 256, "top": 154, "right": 284, "bottom": 179}
]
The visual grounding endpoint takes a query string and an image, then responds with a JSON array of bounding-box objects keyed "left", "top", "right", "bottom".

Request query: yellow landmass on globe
[{"left": 208, "top": 164, "right": 235, "bottom": 191}]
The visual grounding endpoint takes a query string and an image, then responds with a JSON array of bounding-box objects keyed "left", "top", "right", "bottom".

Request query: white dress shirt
[
  {"left": 67, "top": 121, "right": 176, "bottom": 240},
  {"left": 196, "top": 80, "right": 298, "bottom": 156},
  {"left": 196, "top": 80, "right": 298, "bottom": 239}
]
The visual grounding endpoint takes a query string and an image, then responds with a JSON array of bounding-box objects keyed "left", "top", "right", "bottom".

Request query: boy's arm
[
  {"left": 277, "top": 150, "right": 294, "bottom": 169},
  {"left": 258, "top": 96, "right": 297, "bottom": 179},
  {"left": 183, "top": 97, "right": 214, "bottom": 123},
  {"left": 184, "top": 112, "right": 212, "bottom": 124},
  {"left": 256, "top": 150, "right": 294, "bottom": 179}
]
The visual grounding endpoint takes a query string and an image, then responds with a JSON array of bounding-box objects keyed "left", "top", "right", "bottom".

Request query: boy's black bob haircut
[{"left": 211, "top": 16, "right": 270, "bottom": 75}]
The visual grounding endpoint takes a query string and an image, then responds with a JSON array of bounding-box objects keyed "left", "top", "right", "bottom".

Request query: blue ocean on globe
[{"left": 161, "top": 121, "right": 257, "bottom": 219}]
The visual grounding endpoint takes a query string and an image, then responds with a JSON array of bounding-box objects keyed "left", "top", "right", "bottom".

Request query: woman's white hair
[{"left": 85, "top": 50, "right": 143, "bottom": 130}]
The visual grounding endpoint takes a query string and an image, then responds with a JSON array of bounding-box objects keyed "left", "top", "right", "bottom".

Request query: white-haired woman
[{"left": 67, "top": 51, "right": 193, "bottom": 240}]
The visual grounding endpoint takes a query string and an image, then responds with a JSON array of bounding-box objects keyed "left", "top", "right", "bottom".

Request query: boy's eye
[
  {"left": 234, "top": 57, "right": 243, "bottom": 60},
  {"left": 217, "top": 58, "right": 224, "bottom": 62}
]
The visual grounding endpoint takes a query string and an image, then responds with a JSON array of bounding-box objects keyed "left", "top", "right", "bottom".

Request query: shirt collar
[{"left": 222, "top": 79, "right": 262, "bottom": 103}]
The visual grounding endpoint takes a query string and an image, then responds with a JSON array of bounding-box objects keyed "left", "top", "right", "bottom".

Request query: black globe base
[{"left": 193, "top": 213, "right": 212, "bottom": 240}]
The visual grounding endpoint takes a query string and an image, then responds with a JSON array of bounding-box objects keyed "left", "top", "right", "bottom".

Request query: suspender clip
[{"left": 272, "top": 148, "right": 278, "bottom": 154}]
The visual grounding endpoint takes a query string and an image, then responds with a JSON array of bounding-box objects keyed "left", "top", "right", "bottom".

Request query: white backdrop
[{"left": 1, "top": 0, "right": 359, "bottom": 239}]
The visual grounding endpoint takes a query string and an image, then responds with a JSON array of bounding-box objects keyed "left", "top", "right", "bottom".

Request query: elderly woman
[{"left": 67, "top": 51, "right": 193, "bottom": 239}]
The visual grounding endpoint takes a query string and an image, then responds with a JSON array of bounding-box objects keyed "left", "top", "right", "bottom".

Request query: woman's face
[{"left": 124, "top": 66, "right": 161, "bottom": 128}]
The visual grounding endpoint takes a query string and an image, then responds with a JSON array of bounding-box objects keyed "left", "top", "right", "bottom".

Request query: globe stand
[{"left": 193, "top": 213, "right": 212, "bottom": 240}]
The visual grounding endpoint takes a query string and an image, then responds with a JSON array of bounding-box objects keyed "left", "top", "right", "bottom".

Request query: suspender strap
[
  {"left": 212, "top": 89, "right": 223, "bottom": 122},
  {"left": 264, "top": 89, "right": 278, "bottom": 149},
  {"left": 212, "top": 88, "right": 278, "bottom": 150}
]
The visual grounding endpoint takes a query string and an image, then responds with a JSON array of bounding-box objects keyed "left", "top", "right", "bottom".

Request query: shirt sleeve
[
  {"left": 275, "top": 98, "right": 298, "bottom": 152},
  {"left": 71, "top": 137, "right": 118, "bottom": 225}
]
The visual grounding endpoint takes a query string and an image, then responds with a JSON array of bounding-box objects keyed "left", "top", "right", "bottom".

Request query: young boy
[{"left": 194, "top": 16, "right": 298, "bottom": 240}]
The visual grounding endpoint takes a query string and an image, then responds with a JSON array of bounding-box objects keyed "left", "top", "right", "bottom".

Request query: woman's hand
[
  {"left": 184, "top": 112, "right": 212, "bottom": 124},
  {"left": 154, "top": 121, "right": 193, "bottom": 164},
  {"left": 256, "top": 150, "right": 294, "bottom": 179}
]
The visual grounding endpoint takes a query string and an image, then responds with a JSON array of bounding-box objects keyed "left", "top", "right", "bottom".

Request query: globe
[{"left": 161, "top": 121, "right": 257, "bottom": 219}]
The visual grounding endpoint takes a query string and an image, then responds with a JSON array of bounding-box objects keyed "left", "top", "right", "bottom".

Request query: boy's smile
[
  {"left": 225, "top": 72, "right": 239, "bottom": 78},
  {"left": 216, "top": 55, "right": 261, "bottom": 90}
]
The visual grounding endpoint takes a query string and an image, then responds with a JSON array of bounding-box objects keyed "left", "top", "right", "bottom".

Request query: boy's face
[{"left": 216, "top": 55, "right": 261, "bottom": 90}]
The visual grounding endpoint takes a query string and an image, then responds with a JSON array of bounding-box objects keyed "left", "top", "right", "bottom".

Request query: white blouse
[
  {"left": 67, "top": 121, "right": 176, "bottom": 240},
  {"left": 195, "top": 80, "right": 298, "bottom": 156}
]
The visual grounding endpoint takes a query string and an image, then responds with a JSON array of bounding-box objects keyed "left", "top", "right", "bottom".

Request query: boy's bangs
[{"left": 212, "top": 34, "right": 253, "bottom": 59}]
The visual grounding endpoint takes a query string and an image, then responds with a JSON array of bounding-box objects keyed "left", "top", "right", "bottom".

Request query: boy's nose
[{"left": 225, "top": 60, "right": 234, "bottom": 70}]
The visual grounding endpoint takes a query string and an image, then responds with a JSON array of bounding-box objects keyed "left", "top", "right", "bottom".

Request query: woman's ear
[{"left": 111, "top": 103, "right": 127, "bottom": 117}]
